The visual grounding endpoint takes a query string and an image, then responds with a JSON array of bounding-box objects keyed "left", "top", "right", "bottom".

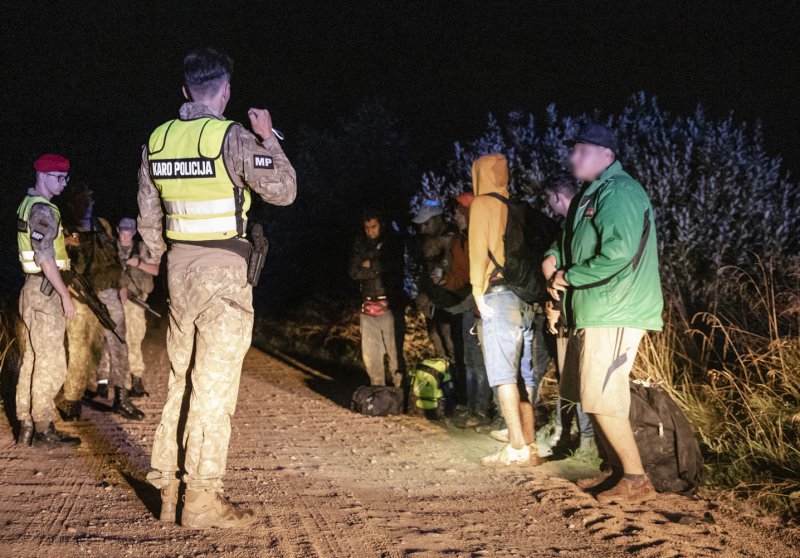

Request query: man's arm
[
  {"left": 226, "top": 122, "right": 297, "bottom": 207},
  {"left": 563, "top": 186, "right": 644, "bottom": 287},
  {"left": 468, "top": 199, "right": 491, "bottom": 299},
  {"left": 349, "top": 240, "right": 377, "bottom": 282},
  {"left": 28, "top": 204, "right": 74, "bottom": 318},
  {"left": 137, "top": 146, "right": 166, "bottom": 265}
]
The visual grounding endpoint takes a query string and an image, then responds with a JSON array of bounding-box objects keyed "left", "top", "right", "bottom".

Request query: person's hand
[
  {"left": 127, "top": 256, "right": 140, "bottom": 268},
  {"left": 248, "top": 108, "right": 274, "bottom": 140},
  {"left": 545, "top": 300, "right": 561, "bottom": 335},
  {"left": 362, "top": 259, "right": 371, "bottom": 269},
  {"left": 64, "top": 232, "right": 80, "bottom": 247},
  {"left": 474, "top": 294, "right": 495, "bottom": 319},
  {"left": 416, "top": 293, "right": 433, "bottom": 318},
  {"left": 120, "top": 287, "right": 128, "bottom": 303},
  {"left": 62, "top": 296, "right": 76, "bottom": 320},
  {"left": 548, "top": 269, "right": 570, "bottom": 301}
]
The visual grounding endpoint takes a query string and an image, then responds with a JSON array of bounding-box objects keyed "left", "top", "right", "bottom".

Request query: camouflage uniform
[
  {"left": 15, "top": 195, "right": 68, "bottom": 430},
  {"left": 63, "top": 299, "right": 103, "bottom": 400},
  {"left": 149, "top": 264, "right": 253, "bottom": 490},
  {"left": 17, "top": 275, "right": 68, "bottom": 430},
  {"left": 96, "top": 288, "right": 131, "bottom": 391},
  {"left": 119, "top": 240, "right": 155, "bottom": 380},
  {"left": 65, "top": 218, "right": 133, "bottom": 394},
  {"left": 139, "top": 102, "right": 296, "bottom": 491}
]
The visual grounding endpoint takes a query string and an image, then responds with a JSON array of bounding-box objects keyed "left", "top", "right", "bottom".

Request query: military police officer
[
  {"left": 15, "top": 154, "right": 80, "bottom": 447},
  {"left": 138, "top": 48, "right": 296, "bottom": 529}
]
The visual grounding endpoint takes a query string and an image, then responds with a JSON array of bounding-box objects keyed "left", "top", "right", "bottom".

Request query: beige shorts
[{"left": 561, "top": 327, "right": 644, "bottom": 418}]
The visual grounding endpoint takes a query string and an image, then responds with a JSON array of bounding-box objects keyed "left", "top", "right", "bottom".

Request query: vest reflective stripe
[
  {"left": 16, "top": 195, "right": 70, "bottom": 274},
  {"left": 147, "top": 117, "right": 251, "bottom": 242},
  {"left": 166, "top": 215, "right": 238, "bottom": 235},
  {"left": 163, "top": 198, "right": 236, "bottom": 216}
]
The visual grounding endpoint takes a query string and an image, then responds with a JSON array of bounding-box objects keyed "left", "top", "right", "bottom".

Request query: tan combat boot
[
  {"left": 181, "top": 489, "right": 257, "bottom": 529},
  {"left": 159, "top": 480, "right": 180, "bottom": 522}
]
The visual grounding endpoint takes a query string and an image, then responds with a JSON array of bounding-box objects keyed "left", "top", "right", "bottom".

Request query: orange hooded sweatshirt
[{"left": 468, "top": 153, "right": 510, "bottom": 298}]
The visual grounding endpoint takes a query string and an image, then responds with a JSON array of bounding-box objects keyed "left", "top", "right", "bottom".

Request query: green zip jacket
[{"left": 545, "top": 160, "right": 664, "bottom": 331}]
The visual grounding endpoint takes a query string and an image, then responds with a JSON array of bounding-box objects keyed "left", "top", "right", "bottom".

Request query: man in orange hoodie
[{"left": 469, "top": 153, "right": 542, "bottom": 466}]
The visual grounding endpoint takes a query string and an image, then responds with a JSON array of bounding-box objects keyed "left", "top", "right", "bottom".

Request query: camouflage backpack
[{"left": 408, "top": 358, "right": 455, "bottom": 420}]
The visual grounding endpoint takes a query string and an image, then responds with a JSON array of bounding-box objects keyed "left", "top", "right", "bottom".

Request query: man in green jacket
[{"left": 543, "top": 123, "right": 663, "bottom": 503}]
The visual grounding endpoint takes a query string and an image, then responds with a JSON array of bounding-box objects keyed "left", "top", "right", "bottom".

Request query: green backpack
[{"left": 408, "top": 358, "right": 455, "bottom": 420}]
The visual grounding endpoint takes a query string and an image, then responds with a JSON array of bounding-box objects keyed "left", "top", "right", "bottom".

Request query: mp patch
[
  {"left": 31, "top": 230, "right": 44, "bottom": 241},
  {"left": 253, "top": 155, "right": 274, "bottom": 170},
  {"left": 150, "top": 158, "right": 216, "bottom": 179}
]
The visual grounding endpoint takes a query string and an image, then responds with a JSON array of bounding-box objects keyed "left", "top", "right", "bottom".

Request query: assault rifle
[
  {"left": 127, "top": 293, "right": 162, "bottom": 318},
  {"left": 70, "top": 272, "right": 125, "bottom": 344},
  {"left": 247, "top": 223, "right": 269, "bottom": 287}
]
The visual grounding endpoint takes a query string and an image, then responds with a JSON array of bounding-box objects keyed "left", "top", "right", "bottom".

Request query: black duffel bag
[{"left": 350, "top": 386, "right": 404, "bottom": 416}]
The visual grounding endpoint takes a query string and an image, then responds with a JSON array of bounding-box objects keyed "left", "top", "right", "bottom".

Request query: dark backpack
[
  {"left": 629, "top": 381, "right": 705, "bottom": 494},
  {"left": 350, "top": 386, "right": 404, "bottom": 416},
  {"left": 484, "top": 193, "right": 559, "bottom": 304}
]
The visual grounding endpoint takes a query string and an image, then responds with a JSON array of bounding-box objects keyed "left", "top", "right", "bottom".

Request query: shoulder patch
[
  {"left": 253, "top": 155, "right": 274, "bottom": 170},
  {"left": 31, "top": 230, "right": 44, "bottom": 241}
]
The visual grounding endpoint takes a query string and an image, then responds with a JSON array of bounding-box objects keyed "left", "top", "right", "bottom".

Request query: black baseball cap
[{"left": 564, "top": 123, "right": 618, "bottom": 154}]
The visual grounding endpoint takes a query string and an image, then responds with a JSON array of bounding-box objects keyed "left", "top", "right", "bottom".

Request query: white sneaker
[
  {"left": 482, "top": 444, "right": 531, "bottom": 467},
  {"left": 489, "top": 428, "right": 510, "bottom": 443}
]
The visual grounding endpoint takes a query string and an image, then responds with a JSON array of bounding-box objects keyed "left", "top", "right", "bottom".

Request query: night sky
[{"left": 3, "top": 1, "right": 799, "bottom": 226}]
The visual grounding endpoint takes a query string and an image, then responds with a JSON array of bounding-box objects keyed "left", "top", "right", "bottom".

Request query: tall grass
[{"left": 635, "top": 258, "right": 800, "bottom": 518}]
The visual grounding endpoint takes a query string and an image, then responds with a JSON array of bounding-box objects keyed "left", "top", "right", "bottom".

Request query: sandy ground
[{"left": 0, "top": 321, "right": 797, "bottom": 558}]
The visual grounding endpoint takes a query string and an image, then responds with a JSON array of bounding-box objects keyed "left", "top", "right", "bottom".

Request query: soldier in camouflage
[
  {"left": 15, "top": 153, "right": 80, "bottom": 447},
  {"left": 139, "top": 48, "right": 296, "bottom": 529},
  {"left": 59, "top": 185, "right": 144, "bottom": 421},
  {"left": 116, "top": 217, "right": 158, "bottom": 397}
]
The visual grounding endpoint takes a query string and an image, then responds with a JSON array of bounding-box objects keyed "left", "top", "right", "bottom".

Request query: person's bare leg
[
  {"left": 592, "top": 414, "right": 644, "bottom": 474},
  {"left": 497, "top": 384, "right": 525, "bottom": 449},
  {"left": 520, "top": 386, "right": 535, "bottom": 445}
]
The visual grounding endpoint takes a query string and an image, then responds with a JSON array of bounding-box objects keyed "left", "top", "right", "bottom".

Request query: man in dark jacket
[{"left": 349, "top": 209, "right": 403, "bottom": 387}]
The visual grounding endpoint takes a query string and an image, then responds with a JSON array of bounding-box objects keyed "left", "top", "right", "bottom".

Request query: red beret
[
  {"left": 34, "top": 153, "right": 70, "bottom": 173},
  {"left": 455, "top": 192, "right": 475, "bottom": 208}
]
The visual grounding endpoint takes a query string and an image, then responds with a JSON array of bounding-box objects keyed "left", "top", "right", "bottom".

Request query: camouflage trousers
[
  {"left": 96, "top": 289, "right": 132, "bottom": 391},
  {"left": 16, "top": 274, "right": 67, "bottom": 429},
  {"left": 147, "top": 264, "right": 253, "bottom": 491},
  {"left": 64, "top": 300, "right": 103, "bottom": 401},
  {"left": 123, "top": 297, "right": 147, "bottom": 379}
]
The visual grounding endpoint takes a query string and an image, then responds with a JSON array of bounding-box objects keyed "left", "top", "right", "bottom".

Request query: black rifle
[
  {"left": 247, "top": 223, "right": 269, "bottom": 287},
  {"left": 127, "top": 293, "right": 162, "bottom": 318},
  {"left": 71, "top": 272, "right": 125, "bottom": 344}
]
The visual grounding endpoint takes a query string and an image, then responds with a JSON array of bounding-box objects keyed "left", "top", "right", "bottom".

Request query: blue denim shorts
[{"left": 481, "top": 288, "right": 533, "bottom": 387}]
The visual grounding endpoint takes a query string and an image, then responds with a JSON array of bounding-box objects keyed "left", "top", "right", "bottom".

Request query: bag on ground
[
  {"left": 629, "top": 380, "right": 705, "bottom": 494},
  {"left": 350, "top": 386, "right": 404, "bottom": 416},
  {"left": 408, "top": 358, "right": 455, "bottom": 420}
]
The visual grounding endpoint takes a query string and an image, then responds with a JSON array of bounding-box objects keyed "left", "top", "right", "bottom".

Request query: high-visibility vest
[
  {"left": 147, "top": 117, "right": 251, "bottom": 242},
  {"left": 16, "top": 194, "right": 70, "bottom": 273}
]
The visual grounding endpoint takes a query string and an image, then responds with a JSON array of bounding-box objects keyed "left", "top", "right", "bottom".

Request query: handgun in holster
[
  {"left": 39, "top": 270, "right": 71, "bottom": 297},
  {"left": 247, "top": 223, "right": 270, "bottom": 287}
]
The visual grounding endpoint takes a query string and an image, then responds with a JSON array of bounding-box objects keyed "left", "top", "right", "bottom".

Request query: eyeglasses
[{"left": 44, "top": 173, "right": 70, "bottom": 184}]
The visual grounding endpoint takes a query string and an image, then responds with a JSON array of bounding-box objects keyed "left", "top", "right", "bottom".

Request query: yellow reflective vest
[
  {"left": 147, "top": 117, "right": 251, "bottom": 242},
  {"left": 16, "top": 194, "right": 70, "bottom": 273}
]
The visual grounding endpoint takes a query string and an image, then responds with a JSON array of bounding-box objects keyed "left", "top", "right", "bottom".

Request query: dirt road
[{"left": 0, "top": 323, "right": 796, "bottom": 558}]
